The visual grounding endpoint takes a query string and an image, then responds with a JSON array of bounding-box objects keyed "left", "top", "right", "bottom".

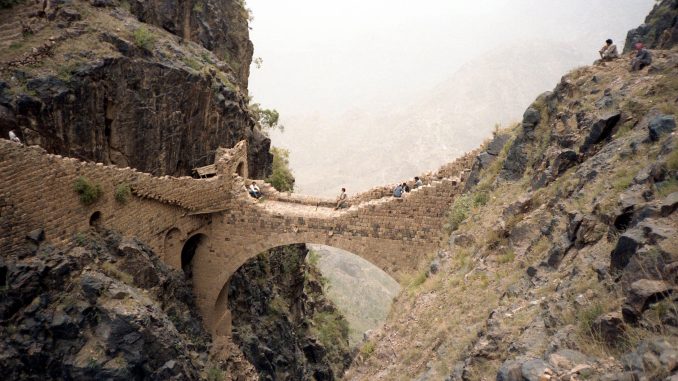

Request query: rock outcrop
[
  {"left": 624, "top": 0, "right": 678, "bottom": 52},
  {"left": 0, "top": 230, "right": 257, "bottom": 380},
  {"left": 228, "top": 244, "right": 352, "bottom": 381},
  {"left": 0, "top": 0, "right": 271, "bottom": 178}
]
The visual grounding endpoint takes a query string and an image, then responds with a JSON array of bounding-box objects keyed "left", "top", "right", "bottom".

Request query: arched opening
[
  {"left": 217, "top": 243, "right": 400, "bottom": 380},
  {"left": 235, "top": 161, "right": 245, "bottom": 177},
  {"left": 89, "top": 211, "right": 102, "bottom": 229},
  {"left": 181, "top": 234, "right": 208, "bottom": 279}
]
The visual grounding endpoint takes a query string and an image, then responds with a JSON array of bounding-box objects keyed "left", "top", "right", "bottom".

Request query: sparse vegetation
[
  {"left": 447, "top": 194, "right": 472, "bottom": 231},
  {"left": 360, "top": 340, "right": 376, "bottom": 358},
  {"left": 101, "top": 262, "right": 134, "bottom": 285},
  {"left": 207, "top": 367, "right": 225, "bottom": 381},
  {"left": 114, "top": 183, "right": 132, "bottom": 203},
  {"left": 74, "top": 176, "right": 103, "bottom": 205},
  {"left": 265, "top": 147, "right": 295, "bottom": 192},
  {"left": 182, "top": 56, "right": 202, "bottom": 71},
  {"left": 133, "top": 27, "right": 156, "bottom": 50}
]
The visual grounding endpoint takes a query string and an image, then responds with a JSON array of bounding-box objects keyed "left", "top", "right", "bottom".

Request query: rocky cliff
[
  {"left": 625, "top": 0, "right": 678, "bottom": 52},
  {"left": 345, "top": 7, "right": 678, "bottom": 381},
  {"left": 228, "top": 244, "right": 353, "bottom": 381},
  {"left": 0, "top": 229, "right": 256, "bottom": 380},
  {"left": 0, "top": 0, "right": 271, "bottom": 178}
]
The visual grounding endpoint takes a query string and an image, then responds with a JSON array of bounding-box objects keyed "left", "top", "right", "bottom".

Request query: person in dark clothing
[
  {"left": 402, "top": 182, "right": 411, "bottom": 193},
  {"left": 631, "top": 42, "right": 652, "bottom": 71}
]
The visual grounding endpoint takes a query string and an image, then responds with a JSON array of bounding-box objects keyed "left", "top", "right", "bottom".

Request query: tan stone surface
[{"left": 0, "top": 139, "right": 469, "bottom": 332}]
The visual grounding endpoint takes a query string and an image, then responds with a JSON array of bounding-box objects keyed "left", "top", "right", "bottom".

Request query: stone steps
[{"left": 0, "top": 2, "right": 42, "bottom": 51}]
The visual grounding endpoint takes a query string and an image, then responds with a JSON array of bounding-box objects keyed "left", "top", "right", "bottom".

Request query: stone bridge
[{"left": 0, "top": 139, "right": 475, "bottom": 334}]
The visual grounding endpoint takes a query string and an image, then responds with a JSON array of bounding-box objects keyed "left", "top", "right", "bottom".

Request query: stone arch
[
  {"left": 89, "top": 211, "right": 102, "bottom": 229},
  {"left": 235, "top": 161, "right": 246, "bottom": 177},
  {"left": 208, "top": 232, "right": 402, "bottom": 334},
  {"left": 181, "top": 233, "right": 209, "bottom": 279}
]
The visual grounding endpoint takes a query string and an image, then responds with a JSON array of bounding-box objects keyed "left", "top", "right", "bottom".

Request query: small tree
[
  {"left": 250, "top": 103, "right": 284, "bottom": 133},
  {"left": 266, "top": 147, "right": 295, "bottom": 192}
]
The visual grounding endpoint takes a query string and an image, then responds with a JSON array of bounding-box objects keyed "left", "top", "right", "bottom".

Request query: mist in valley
[{"left": 248, "top": 0, "right": 655, "bottom": 196}]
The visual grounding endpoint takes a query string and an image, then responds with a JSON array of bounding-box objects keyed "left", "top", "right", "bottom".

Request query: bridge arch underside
[{"left": 193, "top": 225, "right": 441, "bottom": 334}]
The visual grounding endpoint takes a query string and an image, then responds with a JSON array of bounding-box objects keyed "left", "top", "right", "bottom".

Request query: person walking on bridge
[{"left": 335, "top": 188, "right": 348, "bottom": 210}]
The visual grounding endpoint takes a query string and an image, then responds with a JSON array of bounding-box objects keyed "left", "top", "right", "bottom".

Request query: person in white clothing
[
  {"left": 9, "top": 130, "right": 21, "bottom": 144},
  {"left": 248, "top": 182, "right": 262, "bottom": 199}
]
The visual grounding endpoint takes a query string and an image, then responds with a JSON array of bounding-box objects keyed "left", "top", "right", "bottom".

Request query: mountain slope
[{"left": 344, "top": 7, "right": 678, "bottom": 378}]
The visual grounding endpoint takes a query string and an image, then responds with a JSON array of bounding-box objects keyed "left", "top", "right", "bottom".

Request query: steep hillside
[
  {"left": 345, "top": 23, "right": 678, "bottom": 381},
  {"left": 0, "top": 0, "right": 271, "bottom": 178}
]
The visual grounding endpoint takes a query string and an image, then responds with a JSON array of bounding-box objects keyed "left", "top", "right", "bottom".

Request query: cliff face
[
  {"left": 624, "top": 0, "right": 678, "bottom": 52},
  {"left": 228, "top": 244, "right": 353, "bottom": 381},
  {"left": 129, "top": 0, "right": 253, "bottom": 87},
  {"left": 0, "top": 0, "right": 271, "bottom": 178},
  {"left": 0, "top": 230, "right": 257, "bottom": 380}
]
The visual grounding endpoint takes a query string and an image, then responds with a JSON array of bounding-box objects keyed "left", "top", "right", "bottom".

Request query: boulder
[
  {"left": 26, "top": 228, "right": 45, "bottom": 243},
  {"left": 580, "top": 112, "right": 622, "bottom": 153},
  {"left": 648, "top": 115, "right": 676, "bottom": 142},
  {"left": 496, "top": 360, "right": 523, "bottom": 381},
  {"left": 610, "top": 228, "right": 646, "bottom": 271},
  {"left": 58, "top": 8, "right": 81, "bottom": 21},
  {"left": 551, "top": 150, "right": 579, "bottom": 176},
  {"left": 622, "top": 279, "right": 674, "bottom": 323},
  {"left": 547, "top": 349, "right": 591, "bottom": 371},
  {"left": 622, "top": 338, "right": 678, "bottom": 377},
  {"left": 521, "top": 359, "right": 552, "bottom": 381},
  {"left": 592, "top": 312, "right": 625, "bottom": 344},
  {"left": 487, "top": 133, "right": 510, "bottom": 156},
  {"left": 660, "top": 192, "right": 678, "bottom": 217},
  {"left": 503, "top": 195, "right": 533, "bottom": 219},
  {"left": 523, "top": 107, "right": 541, "bottom": 128}
]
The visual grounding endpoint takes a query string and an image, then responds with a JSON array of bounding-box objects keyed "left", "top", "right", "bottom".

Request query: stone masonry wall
[{"left": 0, "top": 138, "right": 471, "bottom": 333}]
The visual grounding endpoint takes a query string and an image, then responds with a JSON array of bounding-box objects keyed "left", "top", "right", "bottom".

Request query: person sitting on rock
[
  {"left": 598, "top": 39, "right": 619, "bottom": 61},
  {"left": 414, "top": 176, "right": 423, "bottom": 189},
  {"left": 9, "top": 130, "right": 21, "bottom": 144},
  {"left": 402, "top": 182, "right": 411, "bottom": 193},
  {"left": 631, "top": 42, "right": 652, "bottom": 71},
  {"left": 248, "top": 182, "right": 262, "bottom": 199},
  {"left": 393, "top": 184, "right": 404, "bottom": 198},
  {"left": 335, "top": 188, "right": 348, "bottom": 210}
]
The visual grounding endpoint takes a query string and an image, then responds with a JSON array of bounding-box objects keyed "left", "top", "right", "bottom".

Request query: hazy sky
[{"left": 248, "top": 0, "right": 653, "bottom": 117}]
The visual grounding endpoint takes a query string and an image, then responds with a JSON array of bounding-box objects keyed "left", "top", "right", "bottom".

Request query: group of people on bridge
[
  {"left": 596, "top": 39, "right": 652, "bottom": 71},
  {"left": 393, "top": 176, "right": 423, "bottom": 199}
]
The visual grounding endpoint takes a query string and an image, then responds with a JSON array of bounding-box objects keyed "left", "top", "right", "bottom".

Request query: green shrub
[
  {"left": 360, "top": 341, "right": 376, "bottom": 358},
  {"left": 312, "top": 311, "right": 350, "bottom": 351},
  {"left": 265, "top": 147, "right": 295, "bottom": 192},
  {"left": 447, "top": 194, "right": 472, "bottom": 231},
  {"left": 114, "top": 183, "right": 132, "bottom": 203},
  {"left": 472, "top": 191, "right": 490, "bottom": 207},
  {"left": 207, "top": 367, "right": 225, "bottom": 381},
  {"left": 578, "top": 303, "right": 604, "bottom": 337},
  {"left": 74, "top": 176, "right": 103, "bottom": 205},
  {"left": 133, "top": 27, "right": 156, "bottom": 50}
]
